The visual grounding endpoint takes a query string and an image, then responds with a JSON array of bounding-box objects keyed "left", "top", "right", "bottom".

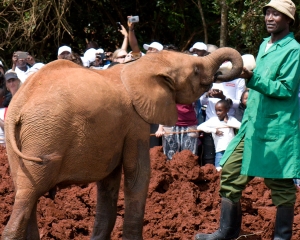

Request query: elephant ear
[{"left": 121, "top": 60, "right": 178, "bottom": 126}]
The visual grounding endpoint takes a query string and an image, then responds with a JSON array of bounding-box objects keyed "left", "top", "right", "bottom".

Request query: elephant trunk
[{"left": 202, "top": 47, "right": 243, "bottom": 83}]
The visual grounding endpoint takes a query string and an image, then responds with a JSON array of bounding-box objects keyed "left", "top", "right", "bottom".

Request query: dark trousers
[
  {"left": 220, "top": 138, "right": 296, "bottom": 206},
  {"left": 201, "top": 132, "right": 215, "bottom": 166},
  {"left": 150, "top": 124, "right": 162, "bottom": 148}
]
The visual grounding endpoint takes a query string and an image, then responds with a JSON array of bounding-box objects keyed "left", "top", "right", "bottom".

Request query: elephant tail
[{"left": 8, "top": 115, "right": 43, "bottom": 162}]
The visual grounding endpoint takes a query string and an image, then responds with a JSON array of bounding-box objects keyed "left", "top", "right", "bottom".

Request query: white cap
[
  {"left": 218, "top": 61, "right": 233, "bottom": 75},
  {"left": 83, "top": 48, "right": 97, "bottom": 66},
  {"left": 143, "top": 42, "right": 163, "bottom": 51},
  {"left": 189, "top": 42, "right": 207, "bottom": 52},
  {"left": 58, "top": 45, "right": 72, "bottom": 56},
  {"left": 80, "top": 57, "right": 89, "bottom": 67},
  {"left": 242, "top": 54, "right": 256, "bottom": 71},
  {"left": 96, "top": 48, "right": 104, "bottom": 54},
  {"left": 30, "top": 63, "right": 44, "bottom": 71},
  {"left": 27, "top": 63, "right": 45, "bottom": 76}
]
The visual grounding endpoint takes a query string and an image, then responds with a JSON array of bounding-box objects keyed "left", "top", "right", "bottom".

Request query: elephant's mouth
[{"left": 200, "top": 82, "right": 213, "bottom": 92}]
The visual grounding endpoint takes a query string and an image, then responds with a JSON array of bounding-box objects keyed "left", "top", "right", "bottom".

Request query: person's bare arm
[
  {"left": 120, "top": 25, "right": 128, "bottom": 51},
  {"left": 0, "top": 119, "right": 4, "bottom": 130},
  {"left": 127, "top": 16, "right": 141, "bottom": 53},
  {"left": 155, "top": 124, "right": 165, "bottom": 137},
  {"left": 26, "top": 54, "right": 36, "bottom": 66},
  {"left": 240, "top": 67, "right": 253, "bottom": 81},
  {"left": 11, "top": 53, "right": 18, "bottom": 71}
]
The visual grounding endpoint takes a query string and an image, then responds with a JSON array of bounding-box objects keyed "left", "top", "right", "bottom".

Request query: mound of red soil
[{"left": 0, "top": 146, "right": 300, "bottom": 239}]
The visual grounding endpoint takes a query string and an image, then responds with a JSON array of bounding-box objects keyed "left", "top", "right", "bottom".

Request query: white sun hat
[
  {"left": 57, "top": 45, "right": 72, "bottom": 56},
  {"left": 143, "top": 42, "right": 163, "bottom": 51},
  {"left": 218, "top": 61, "right": 233, "bottom": 75},
  {"left": 242, "top": 54, "right": 256, "bottom": 71},
  {"left": 83, "top": 48, "right": 97, "bottom": 65},
  {"left": 96, "top": 48, "right": 104, "bottom": 54},
  {"left": 189, "top": 42, "right": 207, "bottom": 52}
]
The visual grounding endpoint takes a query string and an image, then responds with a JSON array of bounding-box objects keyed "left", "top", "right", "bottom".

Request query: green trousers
[{"left": 220, "top": 138, "right": 296, "bottom": 206}]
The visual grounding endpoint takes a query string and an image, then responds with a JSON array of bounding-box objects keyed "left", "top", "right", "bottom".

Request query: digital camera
[
  {"left": 16, "top": 52, "right": 29, "bottom": 59},
  {"left": 116, "top": 22, "right": 122, "bottom": 30},
  {"left": 128, "top": 16, "right": 139, "bottom": 23},
  {"left": 96, "top": 52, "right": 111, "bottom": 66},
  {"left": 96, "top": 53, "right": 106, "bottom": 60}
]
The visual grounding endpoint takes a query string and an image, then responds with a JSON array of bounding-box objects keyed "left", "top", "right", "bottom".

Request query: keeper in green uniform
[{"left": 195, "top": 0, "right": 300, "bottom": 239}]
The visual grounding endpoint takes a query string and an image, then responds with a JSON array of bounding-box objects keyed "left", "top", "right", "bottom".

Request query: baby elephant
[{"left": 2, "top": 48, "right": 243, "bottom": 239}]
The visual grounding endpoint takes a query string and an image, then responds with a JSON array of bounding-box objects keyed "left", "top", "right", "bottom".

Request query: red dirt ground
[{"left": 0, "top": 145, "right": 300, "bottom": 239}]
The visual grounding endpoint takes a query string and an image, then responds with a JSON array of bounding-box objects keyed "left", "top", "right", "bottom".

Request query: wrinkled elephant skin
[{"left": 2, "top": 49, "right": 243, "bottom": 239}]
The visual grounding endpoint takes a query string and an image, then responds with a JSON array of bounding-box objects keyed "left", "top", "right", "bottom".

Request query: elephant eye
[{"left": 194, "top": 66, "right": 200, "bottom": 75}]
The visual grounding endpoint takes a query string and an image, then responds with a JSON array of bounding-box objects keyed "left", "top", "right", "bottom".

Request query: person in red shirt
[{"left": 155, "top": 103, "right": 199, "bottom": 160}]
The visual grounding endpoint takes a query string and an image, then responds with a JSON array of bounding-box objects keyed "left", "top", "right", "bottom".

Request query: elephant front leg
[
  {"left": 91, "top": 165, "right": 122, "bottom": 240},
  {"left": 122, "top": 140, "right": 151, "bottom": 240}
]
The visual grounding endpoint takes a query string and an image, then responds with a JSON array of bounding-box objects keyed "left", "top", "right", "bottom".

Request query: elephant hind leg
[
  {"left": 2, "top": 153, "right": 62, "bottom": 239},
  {"left": 26, "top": 202, "right": 40, "bottom": 240},
  {"left": 2, "top": 189, "right": 40, "bottom": 240},
  {"left": 91, "top": 165, "right": 122, "bottom": 240}
]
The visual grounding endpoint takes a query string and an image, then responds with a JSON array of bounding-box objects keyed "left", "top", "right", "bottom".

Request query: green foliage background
[{"left": 0, "top": 0, "right": 299, "bottom": 68}]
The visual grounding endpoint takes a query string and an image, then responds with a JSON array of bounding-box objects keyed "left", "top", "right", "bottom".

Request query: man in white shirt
[
  {"left": 201, "top": 78, "right": 246, "bottom": 121},
  {"left": 10, "top": 51, "right": 30, "bottom": 83}
]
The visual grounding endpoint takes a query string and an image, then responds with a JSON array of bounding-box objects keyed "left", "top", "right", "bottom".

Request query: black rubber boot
[
  {"left": 273, "top": 205, "right": 294, "bottom": 240},
  {"left": 195, "top": 197, "right": 242, "bottom": 240}
]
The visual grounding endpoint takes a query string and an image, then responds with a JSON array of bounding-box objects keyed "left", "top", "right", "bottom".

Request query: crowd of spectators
[{"left": 0, "top": 14, "right": 290, "bottom": 179}]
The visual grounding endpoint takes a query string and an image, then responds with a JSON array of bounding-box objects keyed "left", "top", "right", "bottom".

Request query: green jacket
[{"left": 220, "top": 33, "right": 300, "bottom": 178}]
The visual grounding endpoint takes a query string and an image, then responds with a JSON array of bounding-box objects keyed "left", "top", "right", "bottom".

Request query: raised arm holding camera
[{"left": 127, "top": 15, "right": 143, "bottom": 60}]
